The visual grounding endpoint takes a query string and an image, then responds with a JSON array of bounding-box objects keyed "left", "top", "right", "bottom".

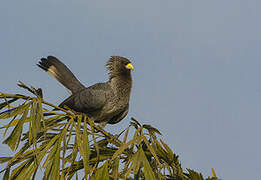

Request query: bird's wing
[
  {"left": 37, "top": 56, "right": 85, "bottom": 94},
  {"left": 59, "top": 83, "right": 112, "bottom": 114},
  {"left": 107, "top": 104, "right": 129, "bottom": 124}
]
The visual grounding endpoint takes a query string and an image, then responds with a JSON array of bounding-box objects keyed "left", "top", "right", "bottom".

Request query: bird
[{"left": 37, "top": 56, "right": 134, "bottom": 127}]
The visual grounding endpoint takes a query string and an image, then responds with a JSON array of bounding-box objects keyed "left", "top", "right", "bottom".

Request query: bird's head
[{"left": 106, "top": 56, "right": 134, "bottom": 78}]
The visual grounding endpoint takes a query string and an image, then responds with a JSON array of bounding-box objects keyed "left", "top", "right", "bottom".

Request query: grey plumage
[
  {"left": 37, "top": 56, "right": 85, "bottom": 94},
  {"left": 37, "top": 56, "right": 133, "bottom": 125}
]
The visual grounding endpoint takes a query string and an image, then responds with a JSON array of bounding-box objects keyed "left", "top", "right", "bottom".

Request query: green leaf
[
  {"left": 0, "top": 157, "right": 12, "bottom": 164},
  {"left": 125, "top": 150, "right": 142, "bottom": 177},
  {"left": 0, "top": 98, "right": 19, "bottom": 110},
  {"left": 140, "top": 148, "right": 157, "bottom": 180},
  {"left": 76, "top": 172, "right": 79, "bottom": 180},
  {"left": 3, "top": 167, "right": 10, "bottom": 180},
  {"left": 61, "top": 123, "right": 70, "bottom": 177},
  {"left": 151, "top": 136, "right": 168, "bottom": 161},
  {"left": 130, "top": 117, "right": 141, "bottom": 128},
  {"left": 0, "top": 117, "right": 31, "bottom": 129},
  {"left": 3, "top": 107, "right": 29, "bottom": 151},
  {"left": 0, "top": 102, "right": 30, "bottom": 119},
  {"left": 78, "top": 116, "right": 90, "bottom": 176},
  {"left": 94, "top": 161, "right": 109, "bottom": 180},
  {"left": 17, "top": 135, "right": 60, "bottom": 179},
  {"left": 141, "top": 131, "right": 162, "bottom": 168},
  {"left": 11, "top": 159, "right": 31, "bottom": 179},
  {"left": 112, "top": 157, "right": 120, "bottom": 180},
  {"left": 122, "top": 126, "right": 130, "bottom": 144},
  {"left": 160, "top": 139, "right": 174, "bottom": 162},
  {"left": 143, "top": 124, "right": 162, "bottom": 135},
  {"left": 111, "top": 139, "right": 135, "bottom": 161},
  {"left": 187, "top": 169, "right": 204, "bottom": 180},
  {"left": 52, "top": 139, "right": 61, "bottom": 180},
  {"left": 91, "top": 125, "right": 100, "bottom": 171},
  {"left": 64, "top": 136, "right": 79, "bottom": 178},
  {"left": 211, "top": 168, "right": 217, "bottom": 178},
  {"left": 17, "top": 81, "right": 42, "bottom": 97},
  {"left": 30, "top": 99, "right": 41, "bottom": 144},
  {"left": 43, "top": 136, "right": 62, "bottom": 179}
]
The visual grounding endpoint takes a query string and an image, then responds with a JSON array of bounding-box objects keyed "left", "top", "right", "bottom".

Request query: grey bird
[{"left": 37, "top": 56, "right": 134, "bottom": 126}]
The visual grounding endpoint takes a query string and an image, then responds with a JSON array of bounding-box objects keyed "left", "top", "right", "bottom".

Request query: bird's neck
[{"left": 110, "top": 74, "right": 132, "bottom": 99}]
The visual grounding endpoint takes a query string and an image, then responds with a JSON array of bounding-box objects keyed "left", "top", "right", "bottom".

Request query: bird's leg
[
  {"left": 94, "top": 122, "right": 120, "bottom": 141},
  {"left": 110, "top": 126, "right": 130, "bottom": 141},
  {"left": 92, "top": 121, "right": 107, "bottom": 133},
  {"left": 98, "top": 122, "right": 107, "bottom": 129}
]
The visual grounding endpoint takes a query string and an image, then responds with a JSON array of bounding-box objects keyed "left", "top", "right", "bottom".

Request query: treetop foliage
[{"left": 0, "top": 82, "right": 219, "bottom": 180}]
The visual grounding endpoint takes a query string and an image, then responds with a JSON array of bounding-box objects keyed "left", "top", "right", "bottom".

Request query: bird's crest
[
  {"left": 105, "top": 56, "right": 116, "bottom": 74},
  {"left": 105, "top": 56, "right": 132, "bottom": 79}
]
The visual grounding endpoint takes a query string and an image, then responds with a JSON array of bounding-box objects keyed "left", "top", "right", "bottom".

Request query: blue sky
[{"left": 1, "top": 0, "right": 261, "bottom": 179}]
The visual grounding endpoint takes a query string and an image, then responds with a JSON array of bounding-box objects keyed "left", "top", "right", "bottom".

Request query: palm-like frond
[{"left": 0, "top": 83, "right": 219, "bottom": 180}]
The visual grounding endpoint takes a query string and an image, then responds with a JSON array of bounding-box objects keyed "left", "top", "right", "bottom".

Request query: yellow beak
[{"left": 125, "top": 63, "right": 134, "bottom": 70}]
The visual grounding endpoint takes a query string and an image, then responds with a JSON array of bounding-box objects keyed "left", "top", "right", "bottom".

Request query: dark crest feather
[
  {"left": 105, "top": 56, "right": 116, "bottom": 74},
  {"left": 105, "top": 56, "right": 132, "bottom": 79}
]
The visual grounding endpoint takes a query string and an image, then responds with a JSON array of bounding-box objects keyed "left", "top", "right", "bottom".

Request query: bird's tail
[{"left": 37, "top": 56, "right": 85, "bottom": 94}]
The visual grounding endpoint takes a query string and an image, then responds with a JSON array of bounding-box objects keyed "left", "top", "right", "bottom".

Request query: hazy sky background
[{"left": 1, "top": 0, "right": 261, "bottom": 179}]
